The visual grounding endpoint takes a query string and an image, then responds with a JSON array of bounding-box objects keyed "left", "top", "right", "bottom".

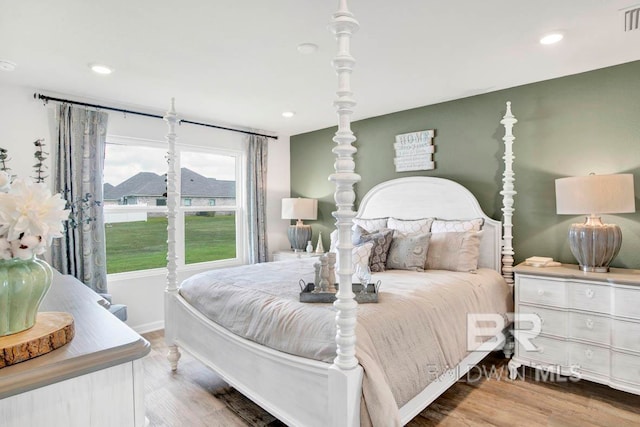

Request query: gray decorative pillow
[
  {"left": 386, "top": 232, "right": 430, "bottom": 271},
  {"left": 356, "top": 229, "right": 394, "bottom": 272},
  {"left": 425, "top": 231, "right": 483, "bottom": 272}
]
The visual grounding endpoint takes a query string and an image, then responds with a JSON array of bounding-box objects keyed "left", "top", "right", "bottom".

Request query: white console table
[{"left": 0, "top": 271, "right": 150, "bottom": 427}]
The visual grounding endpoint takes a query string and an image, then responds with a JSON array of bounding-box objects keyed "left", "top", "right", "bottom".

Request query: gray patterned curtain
[
  {"left": 51, "top": 105, "right": 109, "bottom": 294},
  {"left": 246, "top": 135, "right": 269, "bottom": 263}
]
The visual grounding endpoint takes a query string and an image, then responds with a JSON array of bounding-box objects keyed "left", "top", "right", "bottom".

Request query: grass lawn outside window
[{"left": 105, "top": 214, "right": 236, "bottom": 274}]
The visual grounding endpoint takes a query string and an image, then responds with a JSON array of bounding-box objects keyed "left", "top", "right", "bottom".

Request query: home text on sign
[{"left": 394, "top": 130, "right": 435, "bottom": 172}]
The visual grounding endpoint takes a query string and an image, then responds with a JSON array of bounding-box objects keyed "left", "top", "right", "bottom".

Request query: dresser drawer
[
  {"left": 611, "top": 351, "right": 640, "bottom": 385},
  {"left": 570, "top": 342, "right": 610, "bottom": 376},
  {"left": 612, "top": 319, "right": 640, "bottom": 353},
  {"left": 517, "top": 336, "right": 567, "bottom": 365},
  {"left": 569, "top": 312, "right": 610, "bottom": 345},
  {"left": 518, "top": 276, "right": 566, "bottom": 307},
  {"left": 614, "top": 287, "right": 640, "bottom": 320},
  {"left": 517, "top": 304, "right": 567, "bottom": 337},
  {"left": 569, "top": 282, "right": 610, "bottom": 313}
]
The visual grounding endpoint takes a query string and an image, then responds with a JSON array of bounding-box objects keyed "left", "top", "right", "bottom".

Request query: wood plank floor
[{"left": 142, "top": 330, "right": 640, "bottom": 426}]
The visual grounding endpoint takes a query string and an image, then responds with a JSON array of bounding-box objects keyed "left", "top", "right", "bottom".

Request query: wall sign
[{"left": 393, "top": 129, "right": 435, "bottom": 172}]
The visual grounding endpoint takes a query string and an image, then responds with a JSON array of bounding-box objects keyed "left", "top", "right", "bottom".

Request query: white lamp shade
[
  {"left": 281, "top": 198, "right": 318, "bottom": 220},
  {"left": 555, "top": 174, "right": 635, "bottom": 215}
]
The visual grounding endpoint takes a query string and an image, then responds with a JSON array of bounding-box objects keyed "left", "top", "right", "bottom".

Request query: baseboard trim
[{"left": 132, "top": 320, "right": 164, "bottom": 335}]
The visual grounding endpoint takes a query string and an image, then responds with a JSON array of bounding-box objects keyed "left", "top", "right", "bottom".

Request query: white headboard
[{"left": 356, "top": 176, "right": 502, "bottom": 272}]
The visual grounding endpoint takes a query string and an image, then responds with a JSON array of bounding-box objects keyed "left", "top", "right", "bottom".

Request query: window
[{"left": 103, "top": 136, "right": 243, "bottom": 275}]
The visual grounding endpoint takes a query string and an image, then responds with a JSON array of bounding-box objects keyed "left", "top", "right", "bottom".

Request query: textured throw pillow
[
  {"left": 386, "top": 232, "right": 430, "bottom": 271},
  {"left": 387, "top": 217, "right": 434, "bottom": 234},
  {"left": 425, "top": 231, "right": 483, "bottom": 272},
  {"left": 431, "top": 218, "right": 484, "bottom": 233},
  {"left": 356, "top": 229, "right": 394, "bottom": 272},
  {"left": 353, "top": 217, "right": 388, "bottom": 233},
  {"left": 352, "top": 241, "right": 374, "bottom": 272},
  {"left": 332, "top": 241, "right": 374, "bottom": 273}
]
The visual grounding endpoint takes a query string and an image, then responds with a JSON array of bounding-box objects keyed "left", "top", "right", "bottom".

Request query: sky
[{"left": 104, "top": 143, "right": 236, "bottom": 186}]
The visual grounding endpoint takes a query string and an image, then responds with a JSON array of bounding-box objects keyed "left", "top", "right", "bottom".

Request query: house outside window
[
  {"left": 209, "top": 199, "right": 216, "bottom": 206},
  {"left": 103, "top": 136, "right": 243, "bottom": 275}
]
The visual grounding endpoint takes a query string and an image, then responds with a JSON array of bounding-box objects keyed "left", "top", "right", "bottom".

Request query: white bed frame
[{"left": 164, "top": 1, "right": 518, "bottom": 425}]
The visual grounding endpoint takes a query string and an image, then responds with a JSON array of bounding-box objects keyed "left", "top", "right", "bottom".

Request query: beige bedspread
[{"left": 179, "top": 258, "right": 512, "bottom": 426}]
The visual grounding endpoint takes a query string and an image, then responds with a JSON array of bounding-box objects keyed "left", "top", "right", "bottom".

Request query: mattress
[{"left": 179, "top": 257, "right": 512, "bottom": 426}]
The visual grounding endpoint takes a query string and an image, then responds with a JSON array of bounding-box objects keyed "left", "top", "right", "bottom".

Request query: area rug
[{"left": 212, "top": 387, "right": 287, "bottom": 427}]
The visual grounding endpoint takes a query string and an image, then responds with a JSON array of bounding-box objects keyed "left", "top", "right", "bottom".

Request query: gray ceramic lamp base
[
  {"left": 568, "top": 219, "right": 622, "bottom": 273},
  {"left": 288, "top": 225, "right": 312, "bottom": 252}
]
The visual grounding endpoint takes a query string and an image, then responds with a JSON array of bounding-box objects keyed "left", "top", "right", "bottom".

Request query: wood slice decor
[{"left": 0, "top": 312, "right": 74, "bottom": 368}]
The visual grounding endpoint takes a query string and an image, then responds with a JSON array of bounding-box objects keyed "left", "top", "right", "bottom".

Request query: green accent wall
[{"left": 290, "top": 61, "right": 640, "bottom": 269}]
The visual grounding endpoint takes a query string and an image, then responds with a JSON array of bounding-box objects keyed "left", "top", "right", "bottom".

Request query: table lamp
[
  {"left": 555, "top": 173, "right": 635, "bottom": 272},
  {"left": 281, "top": 198, "right": 317, "bottom": 252}
]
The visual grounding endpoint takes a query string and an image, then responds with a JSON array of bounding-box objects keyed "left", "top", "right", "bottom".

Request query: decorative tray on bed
[{"left": 299, "top": 281, "right": 380, "bottom": 303}]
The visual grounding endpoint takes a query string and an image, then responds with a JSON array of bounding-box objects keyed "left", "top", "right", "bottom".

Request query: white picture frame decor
[{"left": 393, "top": 129, "right": 435, "bottom": 172}]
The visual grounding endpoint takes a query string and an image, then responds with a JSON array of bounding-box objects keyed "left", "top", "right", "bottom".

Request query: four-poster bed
[{"left": 164, "top": 1, "right": 517, "bottom": 426}]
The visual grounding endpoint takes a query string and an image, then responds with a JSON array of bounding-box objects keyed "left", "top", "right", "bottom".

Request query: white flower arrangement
[{"left": 0, "top": 170, "right": 70, "bottom": 260}]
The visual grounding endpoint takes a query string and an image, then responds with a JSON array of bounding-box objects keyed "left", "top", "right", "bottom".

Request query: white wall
[
  {"left": 0, "top": 82, "right": 291, "bottom": 333},
  {"left": 0, "top": 84, "right": 54, "bottom": 176}
]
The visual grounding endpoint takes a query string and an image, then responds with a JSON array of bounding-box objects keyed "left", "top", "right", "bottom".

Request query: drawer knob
[
  {"left": 539, "top": 346, "right": 545, "bottom": 354},
  {"left": 537, "top": 289, "right": 545, "bottom": 296},
  {"left": 533, "top": 313, "right": 545, "bottom": 325},
  {"left": 586, "top": 319, "right": 594, "bottom": 329},
  {"left": 585, "top": 349, "right": 593, "bottom": 359},
  {"left": 585, "top": 289, "right": 595, "bottom": 298}
]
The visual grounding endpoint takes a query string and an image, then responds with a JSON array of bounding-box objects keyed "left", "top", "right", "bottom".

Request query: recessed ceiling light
[
  {"left": 282, "top": 111, "right": 295, "bottom": 118},
  {"left": 297, "top": 43, "right": 318, "bottom": 55},
  {"left": 0, "top": 60, "right": 17, "bottom": 72},
  {"left": 540, "top": 33, "right": 564, "bottom": 45},
  {"left": 90, "top": 63, "right": 113, "bottom": 75}
]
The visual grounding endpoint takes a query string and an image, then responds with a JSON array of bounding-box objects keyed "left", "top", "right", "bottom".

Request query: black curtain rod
[{"left": 34, "top": 93, "right": 278, "bottom": 140}]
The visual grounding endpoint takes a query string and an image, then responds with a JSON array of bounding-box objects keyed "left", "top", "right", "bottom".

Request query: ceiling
[{"left": 1, "top": 0, "right": 639, "bottom": 136}]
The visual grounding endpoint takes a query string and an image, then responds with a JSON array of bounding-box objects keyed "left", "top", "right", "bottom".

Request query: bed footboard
[{"left": 165, "top": 292, "right": 359, "bottom": 427}]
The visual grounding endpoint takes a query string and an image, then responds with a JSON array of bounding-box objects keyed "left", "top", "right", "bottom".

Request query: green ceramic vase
[{"left": 0, "top": 257, "right": 53, "bottom": 336}]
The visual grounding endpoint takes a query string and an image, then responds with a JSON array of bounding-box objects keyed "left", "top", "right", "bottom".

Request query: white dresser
[
  {"left": 509, "top": 263, "right": 640, "bottom": 395},
  {"left": 0, "top": 272, "right": 150, "bottom": 427}
]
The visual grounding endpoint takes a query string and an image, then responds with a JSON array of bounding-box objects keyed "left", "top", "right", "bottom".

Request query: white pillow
[
  {"left": 431, "top": 218, "right": 484, "bottom": 233},
  {"left": 353, "top": 217, "right": 388, "bottom": 233},
  {"left": 387, "top": 217, "right": 434, "bottom": 234},
  {"left": 333, "top": 241, "right": 374, "bottom": 273}
]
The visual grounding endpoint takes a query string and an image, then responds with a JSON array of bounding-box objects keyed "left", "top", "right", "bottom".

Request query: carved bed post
[
  {"left": 328, "top": 1, "right": 363, "bottom": 426},
  {"left": 500, "top": 101, "right": 517, "bottom": 286},
  {"left": 164, "top": 98, "right": 181, "bottom": 370}
]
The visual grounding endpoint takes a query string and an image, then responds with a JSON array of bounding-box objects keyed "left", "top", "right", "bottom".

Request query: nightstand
[
  {"left": 508, "top": 263, "right": 640, "bottom": 395},
  {"left": 272, "top": 250, "right": 322, "bottom": 262}
]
